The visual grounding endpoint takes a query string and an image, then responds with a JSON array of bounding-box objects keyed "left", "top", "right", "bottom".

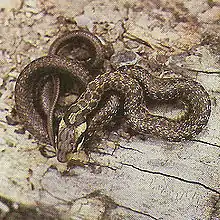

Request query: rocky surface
[{"left": 0, "top": 0, "right": 219, "bottom": 219}]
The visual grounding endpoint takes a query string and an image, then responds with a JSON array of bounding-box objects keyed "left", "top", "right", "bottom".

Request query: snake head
[{"left": 56, "top": 118, "right": 87, "bottom": 163}]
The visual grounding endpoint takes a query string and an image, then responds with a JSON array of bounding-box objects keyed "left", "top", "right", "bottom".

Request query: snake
[
  {"left": 14, "top": 30, "right": 211, "bottom": 163},
  {"left": 57, "top": 65, "right": 211, "bottom": 162}
]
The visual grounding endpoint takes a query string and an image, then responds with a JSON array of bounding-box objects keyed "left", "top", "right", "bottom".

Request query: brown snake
[{"left": 14, "top": 31, "right": 211, "bottom": 162}]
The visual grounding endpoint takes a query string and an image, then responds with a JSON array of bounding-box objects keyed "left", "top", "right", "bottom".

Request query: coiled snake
[{"left": 15, "top": 30, "right": 211, "bottom": 163}]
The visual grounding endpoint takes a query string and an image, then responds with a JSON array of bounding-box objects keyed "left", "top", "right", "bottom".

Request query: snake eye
[{"left": 70, "top": 142, "right": 77, "bottom": 152}]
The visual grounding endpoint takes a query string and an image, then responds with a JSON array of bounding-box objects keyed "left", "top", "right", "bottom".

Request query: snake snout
[
  {"left": 57, "top": 149, "right": 69, "bottom": 163},
  {"left": 57, "top": 126, "right": 78, "bottom": 162}
]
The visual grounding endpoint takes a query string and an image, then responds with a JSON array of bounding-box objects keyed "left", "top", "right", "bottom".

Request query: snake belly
[{"left": 57, "top": 65, "right": 211, "bottom": 162}]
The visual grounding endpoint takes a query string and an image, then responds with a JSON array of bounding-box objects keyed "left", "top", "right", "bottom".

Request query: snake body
[
  {"left": 14, "top": 30, "right": 211, "bottom": 163},
  {"left": 57, "top": 65, "right": 211, "bottom": 162}
]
